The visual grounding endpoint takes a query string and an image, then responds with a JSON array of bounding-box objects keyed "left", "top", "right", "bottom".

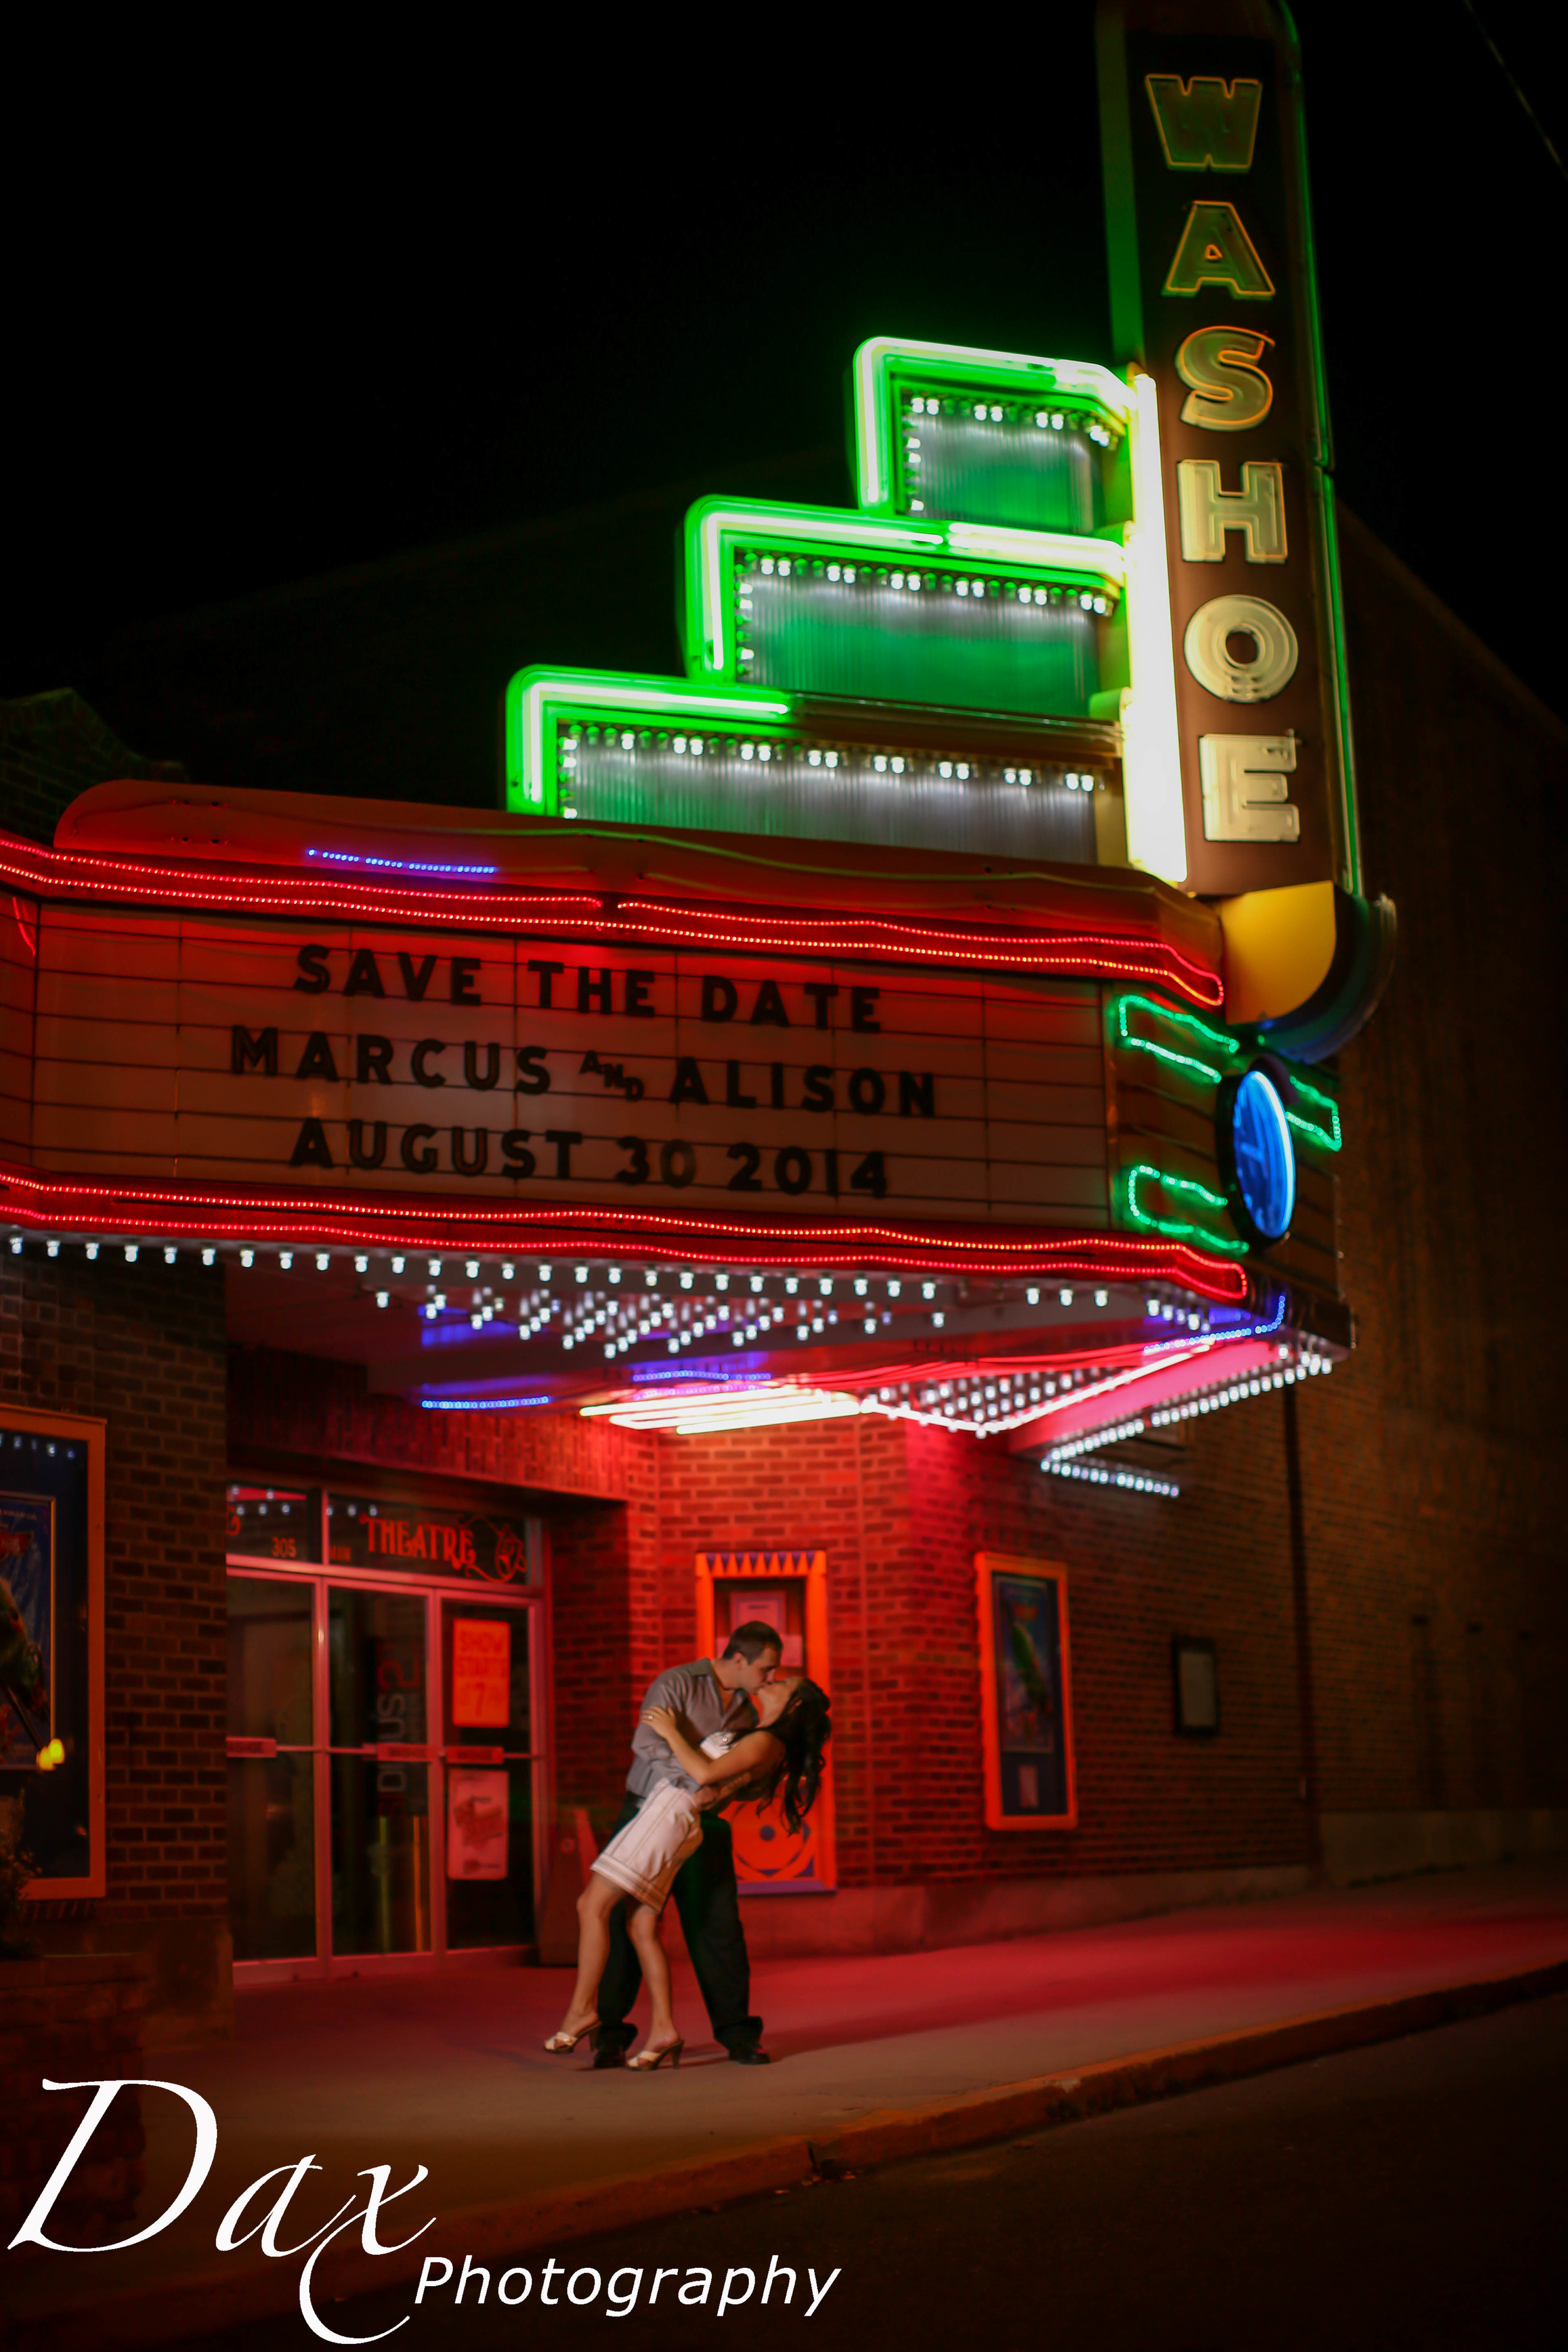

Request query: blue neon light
[
  {"left": 1231, "top": 1071, "right": 1295, "bottom": 1241},
  {"left": 419, "top": 1395, "right": 553, "bottom": 1411},
  {"left": 307, "top": 850, "right": 499, "bottom": 878}
]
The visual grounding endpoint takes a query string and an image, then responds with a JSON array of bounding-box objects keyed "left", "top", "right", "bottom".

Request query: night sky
[{"left": 8, "top": 4, "right": 1564, "bottom": 727}]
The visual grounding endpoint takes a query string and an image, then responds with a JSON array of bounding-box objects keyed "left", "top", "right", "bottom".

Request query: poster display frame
[
  {"left": 3, "top": 1404, "right": 107, "bottom": 1900},
  {"left": 694, "top": 1549, "right": 835, "bottom": 1892},
  {"left": 975, "top": 1550, "right": 1078, "bottom": 1831}
]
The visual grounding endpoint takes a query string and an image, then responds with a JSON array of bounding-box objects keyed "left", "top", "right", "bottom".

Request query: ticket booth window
[{"left": 695, "top": 1550, "right": 834, "bottom": 1893}]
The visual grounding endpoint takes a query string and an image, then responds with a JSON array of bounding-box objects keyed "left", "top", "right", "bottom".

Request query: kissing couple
[{"left": 546, "top": 1623, "right": 831, "bottom": 2070}]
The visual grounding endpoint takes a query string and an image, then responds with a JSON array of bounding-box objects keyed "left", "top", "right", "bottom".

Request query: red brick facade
[{"left": 1, "top": 1251, "right": 229, "bottom": 2035}]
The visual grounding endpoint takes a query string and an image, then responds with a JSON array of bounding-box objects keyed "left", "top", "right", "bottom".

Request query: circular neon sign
[{"left": 1229, "top": 1067, "right": 1295, "bottom": 1243}]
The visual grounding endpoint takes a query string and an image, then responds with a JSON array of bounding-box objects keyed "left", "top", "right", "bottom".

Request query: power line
[{"left": 1458, "top": 0, "right": 1566, "bottom": 183}]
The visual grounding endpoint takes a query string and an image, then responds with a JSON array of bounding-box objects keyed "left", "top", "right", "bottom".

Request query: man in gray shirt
[
  {"left": 625, "top": 1654, "right": 761, "bottom": 1798},
  {"left": 592, "top": 1623, "right": 782, "bottom": 2067}
]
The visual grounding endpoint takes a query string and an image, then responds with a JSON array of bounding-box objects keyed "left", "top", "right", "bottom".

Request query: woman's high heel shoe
[
  {"left": 543, "top": 2015, "right": 598, "bottom": 2053},
  {"left": 627, "top": 2037, "right": 684, "bottom": 2072}
]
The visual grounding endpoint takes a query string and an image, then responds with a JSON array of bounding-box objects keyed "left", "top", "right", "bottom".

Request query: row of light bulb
[
  {"left": 903, "top": 393, "right": 1117, "bottom": 447},
  {"left": 6, "top": 1237, "right": 1166, "bottom": 1332},
  {"left": 742, "top": 558, "right": 1112, "bottom": 616},
  {"left": 1147, "top": 1355, "right": 1333, "bottom": 1427},
  {"left": 1045, "top": 1461, "right": 1178, "bottom": 1498},
  {"left": 565, "top": 729, "right": 1104, "bottom": 797}
]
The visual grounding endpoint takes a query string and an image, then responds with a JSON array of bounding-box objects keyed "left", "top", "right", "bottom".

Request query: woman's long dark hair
[{"left": 771, "top": 1678, "right": 831, "bottom": 1832}]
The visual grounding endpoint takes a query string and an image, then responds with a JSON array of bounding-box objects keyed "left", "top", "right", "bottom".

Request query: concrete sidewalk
[{"left": 7, "top": 1857, "right": 1568, "bottom": 2346}]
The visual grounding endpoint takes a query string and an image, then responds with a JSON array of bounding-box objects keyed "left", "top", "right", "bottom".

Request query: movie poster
[
  {"left": 0, "top": 1492, "right": 52, "bottom": 1769},
  {"left": 978, "top": 1555, "right": 1076, "bottom": 1828}
]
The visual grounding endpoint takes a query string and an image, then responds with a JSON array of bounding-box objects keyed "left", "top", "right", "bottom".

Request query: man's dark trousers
[{"left": 593, "top": 1794, "right": 762, "bottom": 2057}]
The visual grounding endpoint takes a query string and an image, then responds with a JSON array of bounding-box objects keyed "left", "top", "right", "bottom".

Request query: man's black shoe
[
  {"left": 726, "top": 2045, "right": 771, "bottom": 2065},
  {"left": 591, "top": 2040, "right": 627, "bottom": 2069}
]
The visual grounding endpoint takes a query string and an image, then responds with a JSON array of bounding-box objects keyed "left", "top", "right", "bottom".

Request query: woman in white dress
[{"left": 546, "top": 1672, "right": 830, "bottom": 2069}]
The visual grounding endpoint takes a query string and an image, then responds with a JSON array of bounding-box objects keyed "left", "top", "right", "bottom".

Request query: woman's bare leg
[
  {"left": 554, "top": 1877, "right": 621, "bottom": 2035},
  {"left": 627, "top": 1902, "right": 679, "bottom": 2048}
]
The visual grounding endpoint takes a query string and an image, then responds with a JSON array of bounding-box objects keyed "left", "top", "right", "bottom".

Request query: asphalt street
[{"left": 183, "top": 1993, "right": 1568, "bottom": 2352}]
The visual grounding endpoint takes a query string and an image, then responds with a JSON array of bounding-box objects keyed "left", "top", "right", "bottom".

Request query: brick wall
[
  {"left": 1290, "top": 516, "right": 1568, "bottom": 1834},
  {"left": 1, "top": 1251, "right": 230, "bottom": 2035},
  {"left": 0, "top": 689, "right": 184, "bottom": 847},
  {"left": 228, "top": 1343, "right": 643, "bottom": 1502}
]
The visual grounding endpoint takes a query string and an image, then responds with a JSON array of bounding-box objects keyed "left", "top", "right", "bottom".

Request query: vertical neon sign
[{"left": 1096, "top": 0, "right": 1362, "bottom": 901}]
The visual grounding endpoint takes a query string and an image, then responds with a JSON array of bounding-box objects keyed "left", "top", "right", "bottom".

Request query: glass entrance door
[
  {"left": 226, "top": 1563, "right": 541, "bottom": 1979},
  {"left": 227, "top": 1574, "right": 318, "bottom": 1963},
  {"left": 328, "top": 1585, "right": 432, "bottom": 1957},
  {"left": 442, "top": 1597, "right": 536, "bottom": 1950}
]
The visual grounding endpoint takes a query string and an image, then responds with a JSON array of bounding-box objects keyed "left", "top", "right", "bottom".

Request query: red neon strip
[
  {"left": 1004, "top": 1337, "right": 1287, "bottom": 1448},
  {"left": 0, "top": 838, "right": 1222, "bottom": 1008},
  {"left": 0, "top": 1162, "right": 1248, "bottom": 1300},
  {"left": 832, "top": 1340, "right": 1173, "bottom": 1391}
]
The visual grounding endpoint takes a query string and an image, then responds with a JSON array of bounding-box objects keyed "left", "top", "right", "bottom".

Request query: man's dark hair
[{"left": 723, "top": 1621, "right": 784, "bottom": 1664}]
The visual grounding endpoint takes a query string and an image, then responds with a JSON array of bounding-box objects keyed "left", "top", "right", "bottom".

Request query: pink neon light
[
  {"left": 0, "top": 1160, "right": 1249, "bottom": 1300},
  {"left": 1004, "top": 1337, "right": 1286, "bottom": 1449},
  {"left": 0, "top": 835, "right": 1223, "bottom": 1007}
]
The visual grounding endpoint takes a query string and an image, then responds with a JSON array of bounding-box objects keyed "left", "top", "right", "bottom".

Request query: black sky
[{"left": 7, "top": 3, "right": 1564, "bottom": 721}]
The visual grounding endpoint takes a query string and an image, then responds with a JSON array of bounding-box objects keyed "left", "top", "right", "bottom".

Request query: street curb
[
  {"left": 805, "top": 1954, "right": 1568, "bottom": 2173},
  {"left": 8, "top": 1954, "right": 1567, "bottom": 2351}
]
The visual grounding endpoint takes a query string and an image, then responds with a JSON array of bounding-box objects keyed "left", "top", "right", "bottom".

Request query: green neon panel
[
  {"left": 1120, "top": 1163, "right": 1249, "bottom": 1257},
  {"left": 850, "top": 337, "right": 1135, "bottom": 528},
  {"left": 503, "top": 670, "right": 793, "bottom": 817},
  {"left": 1106, "top": 988, "right": 1340, "bottom": 1154},
  {"left": 892, "top": 401, "right": 1104, "bottom": 536},
  {"left": 681, "top": 501, "right": 1126, "bottom": 723},
  {"left": 504, "top": 667, "right": 1126, "bottom": 863}
]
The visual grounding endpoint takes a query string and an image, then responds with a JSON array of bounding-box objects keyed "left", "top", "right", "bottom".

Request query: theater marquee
[{"left": 21, "top": 918, "right": 1109, "bottom": 1226}]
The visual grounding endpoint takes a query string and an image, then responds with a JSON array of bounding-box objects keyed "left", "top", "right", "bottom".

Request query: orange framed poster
[
  {"left": 975, "top": 1552, "right": 1077, "bottom": 1831},
  {"left": 695, "top": 1550, "right": 835, "bottom": 1892},
  {"left": 1, "top": 1406, "right": 107, "bottom": 1898}
]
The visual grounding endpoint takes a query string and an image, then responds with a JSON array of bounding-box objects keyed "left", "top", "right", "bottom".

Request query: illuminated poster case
[
  {"left": 0, "top": 1407, "right": 106, "bottom": 1899},
  {"left": 695, "top": 1549, "right": 835, "bottom": 1892},
  {"left": 975, "top": 1552, "right": 1076, "bottom": 1831}
]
